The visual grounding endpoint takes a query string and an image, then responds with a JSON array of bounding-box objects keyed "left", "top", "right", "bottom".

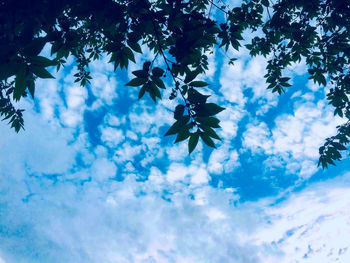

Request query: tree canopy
[{"left": 1, "top": 0, "right": 350, "bottom": 168}]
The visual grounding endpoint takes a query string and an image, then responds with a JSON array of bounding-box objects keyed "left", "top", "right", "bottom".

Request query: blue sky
[{"left": 1, "top": 10, "right": 350, "bottom": 263}]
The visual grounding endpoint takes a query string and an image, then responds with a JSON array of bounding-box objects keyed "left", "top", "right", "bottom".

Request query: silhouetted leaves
[{"left": 0, "top": 0, "right": 349, "bottom": 165}]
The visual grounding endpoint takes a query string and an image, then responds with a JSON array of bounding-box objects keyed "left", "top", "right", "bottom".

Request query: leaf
[
  {"left": 152, "top": 67, "right": 165, "bottom": 78},
  {"left": 14, "top": 65, "right": 26, "bottom": 101},
  {"left": 30, "top": 56, "right": 56, "bottom": 67},
  {"left": 164, "top": 116, "right": 190, "bottom": 136},
  {"left": 280, "top": 82, "right": 292, "bottom": 87},
  {"left": 138, "top": 84, "right": 147, "bottom": 100},
  {"left": 125, "top": 77, "right": 147, "bottom": 87},
  {"left": 175, "top": 128, "right": 190, "bottom": 143},
  {"left": 280, "top": 77, "right": 290, "bottom": 82},
  {"left": 188, "top": 89, "right": 210, "bottom": 105},
  {"left": 51, "top": 42, "right": 62, "bottom": 56},
  {"left": 148, "top": 85, "right": 157, "bottom": 102},
  {"left": 143, "top": 61, "right": 151, "bottom": 71},
  {"left": 174, "top": 104, "right": 185, "bottom": 120},
  {"left": 27, "top": 80, "right": 35, "bottom": 98},
  {"left": 124, "top": 47, "right": 135, "bottom": 63},
  {"left": 30, "top": 65, "right": 55, "bottom": 79},
  {"left": 151, "top": 76, "right": 166, "bottom": 89},
  {"left": 196, "top": 117, "right": 220, "bottom": 128},
  {"left": 196, "top": 103, "right": 225, "bottom": 116},
  {"left": 189, "top": 81, "right": 209, "bottom": 87},
  {"left": 121, "top": 53, "right": 129, "bottom": 69},
  {"left": 150, "top": 82, "right": 161, "bottom": 99},
  {"left": 200, "top": 133, "right": 216, "bottom": 148},
  {"left": 331, "top": 142, "right": 347, "bottom": 151},
  {"left": 201, "top": 125, "right": 221, "bottom": 140},
  {"left": 132, "top": 70, "right": 148, "bottom": 78},
  {"left": 188, "top": 132, "right": 200, "bottom": 154},
  {"left": 22, "top": 37, "right": 47, "bottom": 57},
  {"left": 184, "top": 70, "right": 199, "bottom": 83},
  {"left": 261, "top": 0, "right": 269, "bottom": 7},
  {"left": 0, "top": 63, "right": 19, "bottom": 81},
  {"left": 127, "top": 40, "right": 142, "bottom": 53},
  {"left": 181, "top": 85, "right": 188, "bottom": 95}
]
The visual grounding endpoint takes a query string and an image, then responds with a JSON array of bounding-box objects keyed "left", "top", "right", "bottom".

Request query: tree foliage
[{"left": 1, "top": 0, "right": 350, "bottom": 168}]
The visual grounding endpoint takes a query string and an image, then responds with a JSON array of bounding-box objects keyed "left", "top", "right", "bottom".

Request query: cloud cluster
[
  {"left": 1, "top": 111, "right": 349, "bottom": 263},
  {"left": 242, "top": 97, "right": 343, "bottom": 178},
  {"left": 1, "top": 27, "right": 349, "bottom": 263}
]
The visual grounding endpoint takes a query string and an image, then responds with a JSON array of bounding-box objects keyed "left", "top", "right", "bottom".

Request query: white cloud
[
  {"left": 90, "top": 73, "right": 118, "bottom": 106},
  {"left": 251, "top": 173, "right": 350, "bottom": 262},
  {"left": 60, "top": 85, "right": 88, "bottom": 127},
  {"left": 219, "top": 60, "right": 247, "bottom": 107},
  {"left": 0, "top": 108, "right": 78, "bottom": 176},
  {"left": 114, "top": 142, "right": 142, "bottom": 163},
  {"left": 104, "top": 113, "right": 125, "bottom": 127},
  {"left": 99, "top": 126, "right": 125, "bottom": 148},
  {"left": 166, "top": 162, "right": 189, "bottom": 183},
  {"left": 219, "top": 53, "right": 278, "bottom": 115},
  {"left": 242, "top": 100, "right": 343, "bottom": 178},
  {"left": 243, "top": 121, "right": 273, "bottom": 154},
  {"left": 166, "top": 141, "right": 188, "bottom": 161},
  {"left": 90, "top": 158, "right": 117, "bottom": 182},
  {"left": 218, "top": 104, "right": 245, "bottom": 141},
  {"left": 208, "top": 145, "right": 240, "bottom": 174}
]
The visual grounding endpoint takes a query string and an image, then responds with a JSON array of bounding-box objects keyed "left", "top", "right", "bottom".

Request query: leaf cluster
[{"left": 1, "top": 0, "right": 350, "bottom": 166}]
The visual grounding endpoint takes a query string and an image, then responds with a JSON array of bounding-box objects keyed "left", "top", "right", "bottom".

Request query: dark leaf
[
  {"left": 188, "top": 132, "right": 200, "bottom": 154},
  {"left": 124, "top": 47, "right": 135, "bottom": 63},
  {"left": 125, "top": 78, "right": 147, "bottom": 87},
  {"left": 0, "top": 63, "right": 19, "bottom": 81},
  {"left": 196, "top": 103, "right": 225, "bottom": 116},
  {"left": 132, "top": 70, "right": 148, "bottom": 78},
  {"left": 127, "top": 40, "right": 142, "bottom": 53},
  {"left": 174, "top": 104, "right": 185, "bottom": 120},
  {"left": 143, "top": 61, "right": 151, "bottom": 71},
  {"left": 30, "top": 66, "right": 55, "bottom": 79},
  {"left": 152, "top": 67, "right": 165, "bottom": 78},
  {"left": 331, "top": 142, "right": 347, "bottom": 151},
  {"left": 27, "top": 80, "right": 35, "bottom": 98},
  {"left": 138, "top": 85, "right": 147, "bottom": 100},
  {"left": 150, "top": 81, "right": 161, "bottom": 99},
  {"left": 164, "top": 116, "right": 190, "bottom": 136},
  {"left": 175, "top": 128, "right": 190, "bottom": 143},
  {"left": 189, "top": 81, "right": 209, "bottom": 87},
  {"left": 30, "top": 56, "right": 56, "bottom": 67},
  {"left": 200, "top": 132, "right": 216, "bottom": 148},
  {"left": 151, "top": 76, "right": 166, "bottom": 89},
  {"left": 22, "top": 37, "right": 47, "bottom": 57},
  {"left": 196, "top": 116, "right": 221, "bottom": 128},
  {"left": 184, "top": 70, "right": 199, "bottom": 83},
  {"left": 201, "top": 125, "right": 221, "bottom": 140},
  {"left": 14, "top": 65, "right": 26, "bottom": 101}
]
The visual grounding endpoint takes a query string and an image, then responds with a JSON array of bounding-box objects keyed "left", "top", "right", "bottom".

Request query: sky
[{"left": 1, "top": 8, "right": 350, "bottom": 263}]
